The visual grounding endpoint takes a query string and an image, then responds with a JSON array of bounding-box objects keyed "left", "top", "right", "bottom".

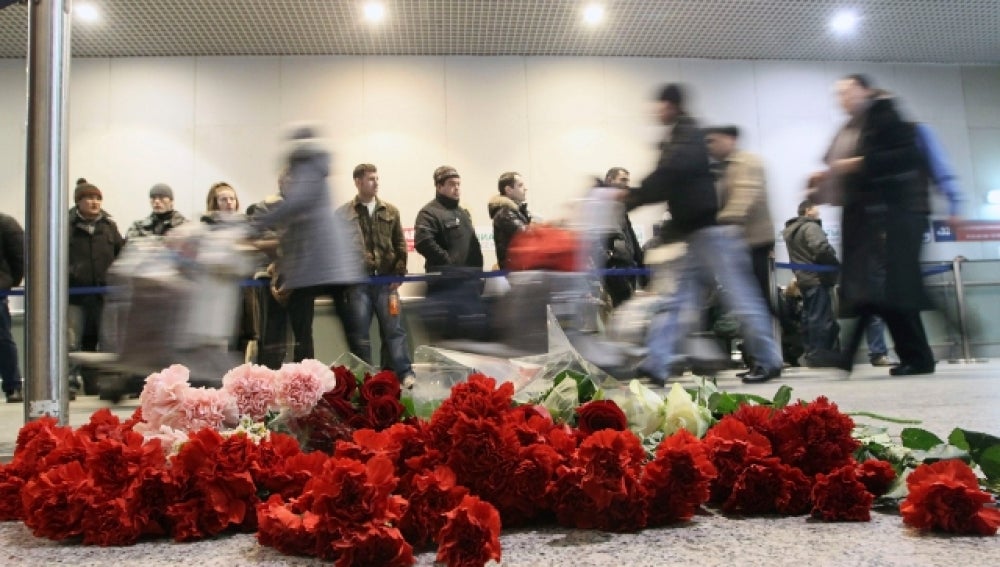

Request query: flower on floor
[
  {"left": 900, "top": 459, "right": 1000, "bottom": 535},
  {"left": 3, "top": 360, "right": 998, "bottom": 566}
]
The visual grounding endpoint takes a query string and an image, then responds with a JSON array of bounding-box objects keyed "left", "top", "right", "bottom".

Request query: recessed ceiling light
[
  {"left": 830, "top": 9, "right": 860, "bottom": 35},
  {"left": 74, "top": 2, "right": 101, "bottom": 24},
  {"left": 363, "top": 2, "right": 386, "bottom": 23},
  {"left": 583, "top": 3, "right": 605, "bottom": 26}
]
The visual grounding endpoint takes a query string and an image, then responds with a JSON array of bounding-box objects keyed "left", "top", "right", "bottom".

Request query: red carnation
[
  {"left": 0, "top": 466, "right": 27, "bottom": 520},
  {"left": 769, "top": 397, "right": 858, "bottom": 476},
  {"left": 435, "top": 495, "right": 502, "bottom": 567},
  {"left": 724, "top": 457, "right": 812, "bottom": 516},
  {"left": 729, "top": 403, "right": 776, "bottom": 438},
  {"left": 642, "top": 429, "right": 717, "bottom": 524},
  {"left": 400, "top": 465, "right": 468, "bottom": 548},
  {"left": 900, "top": 459, "right": 1000, "bottom": 535},
  {"left": 703, "top": 416, "right": 772, "bottom": 503},
  {"left": 575, "top": 400, "right": 628, "bottom": 436},
  {"left": 76, "top": 408, "right": 124, "bottom": 441},
  {"left": 80, "top": 497, "right": 144, "bottom": 546},
  {"left": 361, "top": 370, "right": 402, "bottom": 402},
  {"left": 856, "top": 459, "right": 896, "bottom": 497},
  {"left": 331, "top": 524, "right": 414, "bottom": 567},
  {"left": 256, "top": 495, "right": 321, "bottom": 557},
  {"left": 811, "top": 463, "right": 873, "bottom": 521},
  {"left": 21, "top": 460, "right": 92, "bottom": 540}
]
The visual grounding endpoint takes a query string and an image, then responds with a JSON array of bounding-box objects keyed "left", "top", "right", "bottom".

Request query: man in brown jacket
[
  {"left": 338, "top": 163, "right": 413, "bottom": 385},
  {"left": 705, "top": 126, "right": 775, "bottom": 306}
]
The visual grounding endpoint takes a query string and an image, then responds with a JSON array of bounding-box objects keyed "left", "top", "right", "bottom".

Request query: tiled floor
[{"left": 2, "top": 362, "right": 999, "bottom": 565}]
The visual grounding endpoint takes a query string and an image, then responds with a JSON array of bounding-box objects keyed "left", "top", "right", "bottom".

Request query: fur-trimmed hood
[{"left": 488, "top": 194, "right": 524, "bottom": 219}]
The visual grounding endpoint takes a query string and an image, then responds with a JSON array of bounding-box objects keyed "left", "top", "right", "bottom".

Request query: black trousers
[
  {"left": 750, "top": 243, "right": 775, "bottom": 315},
  {"left": 286, "top": 284, "right": 358, "bottom": 362},
  {"left": 840, "top": 308, "right": 934, "bottom": 371}
]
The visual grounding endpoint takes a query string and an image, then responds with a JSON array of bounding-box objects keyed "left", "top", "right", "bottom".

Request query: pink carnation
[
  {"left": 135, "top": 424, "right": 190, "bottom": 455},
  {"left": 275, "top": 359, "right": 335, "bottom": 417},
  {"left": 139, "top": 364, "right": 192, "bottom": 430},
  {"left": 221, "top": 363, "right": 280, "bottom": 421},
  {"left": 173, "top": 387, "right": 239, "bottom": 432}
]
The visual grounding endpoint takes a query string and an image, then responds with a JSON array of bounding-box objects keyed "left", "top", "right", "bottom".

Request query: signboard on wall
[{"left": 931, "top": 220, "right": 1000, "bottom": 242}]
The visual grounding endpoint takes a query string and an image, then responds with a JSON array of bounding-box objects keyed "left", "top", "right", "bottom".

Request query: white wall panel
[
  {"left": 109, "top": 58, "right": 195, "bottom": 130},
  {"left": 194, "top": 56, "right": 281, "bottom": 127},
  {"left": 68, "top": 59, "right": 110, "bottom": 133},
  {"left": 962, "top": 66, "right": 1000, "bottom": 128}
]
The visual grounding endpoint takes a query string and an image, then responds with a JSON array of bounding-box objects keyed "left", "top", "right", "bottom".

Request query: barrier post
[
  {"left": 947, "top": 256, "right": 986, "bottom": 364},
  {"left": 767, "top": 251, "right": 781, "bottom": 345}
]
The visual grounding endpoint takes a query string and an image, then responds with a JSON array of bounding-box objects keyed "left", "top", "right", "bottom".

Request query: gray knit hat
[{"left": 149, "top": 183, "right": 173, "bottom": 199}]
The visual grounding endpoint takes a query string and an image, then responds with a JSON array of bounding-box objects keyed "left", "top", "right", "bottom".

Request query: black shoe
[
  {"left": 5, "top": 389, "right": 22, "bottom": 403},
  {"left": 889, "top": 364, "right": 935, "bottom": 376},
  {"left": 741, "top": 366, "right": 781, "bottom": 384},
  {"left": 736, "top": 370, "right": 750, "bottom": 378}
]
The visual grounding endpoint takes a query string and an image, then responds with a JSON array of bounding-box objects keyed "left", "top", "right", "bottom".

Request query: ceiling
[{"left": 0, "top": 0, "right": 998, "bottom": 63}]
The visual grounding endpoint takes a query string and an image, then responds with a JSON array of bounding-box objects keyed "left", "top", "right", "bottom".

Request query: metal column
[{"left": 24, "top": 0, "right": 71, "bottom": 423}]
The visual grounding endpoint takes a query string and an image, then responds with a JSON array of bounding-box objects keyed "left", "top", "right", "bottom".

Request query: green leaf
[
  {"left": 952, "top": 428, "right": 1000, "bottom": 462},
  {"left": 771, "top": 385, "right": 792, "bottom": 409},
  {"left": 901, "top": 427, "right": 944, "bottom": 450},
  {"left": 400, "top": 396, "right": 416, "bottom": 419},
  {"left": 847, "top": 411, "right": 922, "bottom": 424},
  {"left": 977, "top": 445, "right": 1000, "bottom": 481},
  {"left": 948, "top": 428, "right": 969, "bottom": 450},
  {"left": 578, "top": 376, "right": 598, "bottom": 403}
]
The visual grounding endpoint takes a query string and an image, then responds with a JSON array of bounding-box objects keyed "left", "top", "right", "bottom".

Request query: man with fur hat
[
  {"left": 126, "top": 183, "right": 187, "bottom": 238},
  {"left": 68, "top": 178, "right": 125, "bottom": 394},
  {"left": 489, "top": 171, "right": 532, "bottom": 270}
]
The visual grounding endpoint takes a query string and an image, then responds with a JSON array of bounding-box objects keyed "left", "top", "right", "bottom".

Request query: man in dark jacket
[
  {"left": 339, "top": 163, "right": 413, "bottom": 384},
  {"left": 126, "top": 183, "right": 187, "bottom": 238},
  {"left": 414, "top": 166, "right": 486, "bottom": 340},
  {"left": 811, "top": 74, "right": 935, "bottom": 376},
  {"left": 782, "top": 200, "right": 840, "bottom": 366},
  {"left": 68, "top": 178, "right": 125, "bottom": 393},
  {"left": 623, "top": 84, "right": 782, "bottom": 384},
  {"left": 488, "top": 171, "right": 531, "bottom": 270},
  {"left": 0, "top": 211, "right": 24, "bottom": 402},
  {"left": 414, "top": 166, "right": 483, "bottom": 274}
]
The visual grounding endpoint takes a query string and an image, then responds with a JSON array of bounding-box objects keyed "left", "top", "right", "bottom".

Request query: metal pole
[
  {"left": 24, "top": 0, "right": 71, "bottom": 423},
  {"left": 767, "top": 249, "right": 781, "bottom": 345},
  {"left": 947, "top": 255, "right": 986, "bottom": 364}
]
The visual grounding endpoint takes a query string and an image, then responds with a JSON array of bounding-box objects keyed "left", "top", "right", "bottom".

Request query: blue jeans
[
  {"left": 346, "top": 284, "right": 413, "bottom": 377},
  {"left": 0, "top": 299, "right": 22, "bottom": 395},
  {"left": 866, "top": 315, "right": 887, "bottom": 358},
  {"left": 641, "top": 226, "right": 781, "bottom": 380},
  {"left": 800, "top": 285, "right": 839, "bottom": 357}
]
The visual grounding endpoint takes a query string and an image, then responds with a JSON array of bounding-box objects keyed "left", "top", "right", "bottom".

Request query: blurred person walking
[
  {"left": 621, "top": 84, "right": 782, "bottom": 385},
  {"left": 0, "top": 211, "right": 24, "bottom": 403},
  {"left": 811, "top": 74, "right": 935, "bottom": 376},
  {"left": 338, "top": 163, "right": 414, "bottom": 385},
  {"left": 252, "top": 127, "right": 364, "bottom": 362},
  {"left": 602, "top": 167, "right": 645, "bottom": 306}
]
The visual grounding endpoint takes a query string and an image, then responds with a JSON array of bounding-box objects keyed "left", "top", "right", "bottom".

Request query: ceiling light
[
  {"left": 830, "top": 9, "right": 860, "bottom": 35},
  {"left": 363, "top": 2, "right": 386, "bottom": 23},
  {"left": 583, "top": 3, "right": 605, "bottom": 26},
  {"left": 74, "top": 2, "right": 101, "bottom": 24}
]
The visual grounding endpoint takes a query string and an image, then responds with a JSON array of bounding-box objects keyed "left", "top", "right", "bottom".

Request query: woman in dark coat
[{"left": 812, "top": 75, "right": 934, "bottom": 375}]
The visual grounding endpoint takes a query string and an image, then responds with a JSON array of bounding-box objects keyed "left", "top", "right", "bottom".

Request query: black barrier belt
[{"left": 0, "top": 263, "right": 955, "bottom": 298}]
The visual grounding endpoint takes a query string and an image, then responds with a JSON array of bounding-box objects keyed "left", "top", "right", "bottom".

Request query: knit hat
[
  {"left": 74, "top": 178, "right": 102, "bottom": 202},
  {"left": 433, "top": 166, "right": 460, "bottom": 186},
  {"left": 658, "top": 83, "right": 685, "bottom": 108},
  {"left": 149, "top": 183, "right": 173, "bottom": 200}
]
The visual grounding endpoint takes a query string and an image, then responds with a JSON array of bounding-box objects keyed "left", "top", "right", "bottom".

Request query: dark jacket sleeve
[
  {"left": 1, "top": 215, "right": 25, "bottom": 287},
  {"left": 110, "top": 220, "right": 125, "bottom": 258},
  {"left": 414, "top": 207, "right": 451, "bottom": 268},
  {"left": 629, "top": 117, "right": 708, "bottom": 209}
]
